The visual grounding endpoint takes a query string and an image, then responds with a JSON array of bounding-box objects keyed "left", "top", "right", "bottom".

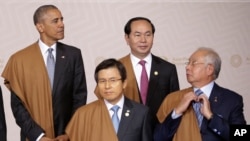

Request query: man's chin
[{"left": 57, "top": 36, "right": 64, "bottom": 40}]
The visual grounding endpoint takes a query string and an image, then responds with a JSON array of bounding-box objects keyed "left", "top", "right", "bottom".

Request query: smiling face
[
  {"left": 97, "top": 67, "right": 127, "bottom": 105},
  {"left": 36, "top": 8, "right": 64, "bottom": 46},
  {"left": 125, "top": 20, "right": 154, "bottom": 59}
]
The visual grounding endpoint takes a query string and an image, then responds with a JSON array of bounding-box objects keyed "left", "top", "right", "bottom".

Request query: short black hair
[
  {"left": 94, "top": 58, "right": 127, "bottom": 83},
  {"left": 33, "top": 4, "right": 58, "bottom": 25},
  {"left": 124, "top": 17, "right": 155, "bottom": 35}
]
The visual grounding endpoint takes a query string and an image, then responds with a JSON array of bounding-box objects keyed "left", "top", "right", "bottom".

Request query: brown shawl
[
  {"left": 65, "top": 100, "right": 118, "bottom": 141},
  {"left": 94, "top": 54, "right": 141, "bottom": 103},
  {"left": 119, "top": 54, "right": 140, "bottom": 102},
  {"left": 157, "top": 87, "right": 202, "bottom": 141},
  {"left": 1, "top": 42, "right": 54, "bottom": 139}
]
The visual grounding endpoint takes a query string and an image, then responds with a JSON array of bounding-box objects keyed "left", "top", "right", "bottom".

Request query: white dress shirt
[
  {"left": 130, "top": 53, "right": 152, "bottom": 91},
  {"left": 104, "top": 95, "right": 125, "bottom": 121},
  {"left": 38, "top": 39, "right": 56, "bottom": 65}
]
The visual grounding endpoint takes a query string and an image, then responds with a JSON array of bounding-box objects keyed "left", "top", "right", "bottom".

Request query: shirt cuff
[
  {"left": 171, "top": 110, "right": 182, "bottom": 119},
  {"left": 36, "top": 133, "right": 45, "bottom": 141}
]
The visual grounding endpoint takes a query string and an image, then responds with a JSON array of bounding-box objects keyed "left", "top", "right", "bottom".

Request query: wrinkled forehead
[{"left": 189, "top": 50, "right": 207, "bottom": 61}]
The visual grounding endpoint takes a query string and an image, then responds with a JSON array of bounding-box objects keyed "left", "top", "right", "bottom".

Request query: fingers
[
  {"left": 175, "top": 92, "right": 197, "bottom": 114},
  {"left": 198, "top": 94, "right": 208, "bottom": 104},
  {"left": 55, "top": 134, "right": 69, "bottom": 141},
  {"left": 40, "top": 137, "right": 56, "bottom": 141},
  {"left": 198, "top": 94, "right": 213, "bottom": 119}
]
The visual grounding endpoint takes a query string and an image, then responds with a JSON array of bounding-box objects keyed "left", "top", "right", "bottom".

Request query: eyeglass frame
[
  {"left": 97, "top": 78, "right": 122, "bottom": 85},
  {"left": 184, "top": 61, "right": 206, "bottom": 67}
]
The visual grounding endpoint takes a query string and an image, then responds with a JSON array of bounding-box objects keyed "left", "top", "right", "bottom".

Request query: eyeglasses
[
  {"left": 98, "top": 78, "right": 122, "bottom": 85},
  {"left": 185, "top": 61, "right": 205, "bottom": 66}
]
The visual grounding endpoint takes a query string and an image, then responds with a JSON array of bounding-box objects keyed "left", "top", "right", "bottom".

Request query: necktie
[
  {"left": 111, "top": 105, "right": 120, "bottom": 133},
  {"left": 47, "top": 48, "right": 55, "bottom": 88},
  {"left": 193, "top": 89, "right": 203, "bottom": 127},
  {"left": 139, "top": 60, "right": 149, "bottom": 105}
]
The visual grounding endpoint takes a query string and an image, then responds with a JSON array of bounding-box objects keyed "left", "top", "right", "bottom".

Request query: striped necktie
[{"left": 193, "top": 89, "right": 203, "bottom": 127}]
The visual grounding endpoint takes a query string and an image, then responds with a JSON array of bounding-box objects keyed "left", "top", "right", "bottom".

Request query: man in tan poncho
[
  {"left": 66, "top": 59, "right": 153, "bottom": 141},
  {"left": 154, "top": 47, "right": 246, "bottom": 141},
  {"left": 95, "top": 17, "right": 180, "bottom": 130},
  {"left": 1, "top": 5, "right": 87, "bottom": 141}
]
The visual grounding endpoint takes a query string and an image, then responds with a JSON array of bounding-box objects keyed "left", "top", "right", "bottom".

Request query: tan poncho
[
  {"left": 94, "top": 54, "right": 141, "bottom": 103},
  {"left": 157, "top": 87, "right": 202, "bottom": 141},
  {"left": 65, "top": 100, "right": 118, "bottom": 141},
  {"left": 1, "top": 42, "right": 55, "bottom": 139}
]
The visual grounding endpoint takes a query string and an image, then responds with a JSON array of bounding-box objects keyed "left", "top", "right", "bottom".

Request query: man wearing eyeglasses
[
  {"left": 65, "top": 58, "right": 153, "bottom": 141},
  {"left": 154, "top": 47, "right": 246, "bottom": 141}
]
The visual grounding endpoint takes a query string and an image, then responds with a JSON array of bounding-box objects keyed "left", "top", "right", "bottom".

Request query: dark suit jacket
[
  {"left": 120, "top": 54, "right": 180, "bottom": 127},
  {"left": 146, "top": 55, "right": 179, "bottom": 125},
  {"left": 0, "top": 86, "right": 7, "bottom": 141},
  {"left": 117, "top": 97, "right": 153, "bottom": 141},
  {"left": 11, "top": 42, "right": 87, "bottom": 141},
  {"left": 154, "top": 83, "right": 246, "bottom": 141}
]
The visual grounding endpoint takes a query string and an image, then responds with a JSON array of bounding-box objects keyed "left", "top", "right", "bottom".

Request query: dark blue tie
[
  {"left": 193, "top": 89, "right": 203, "bottom": 127},
  {"left": 111, "top": 105, "right": 120, "bottom": 133}
]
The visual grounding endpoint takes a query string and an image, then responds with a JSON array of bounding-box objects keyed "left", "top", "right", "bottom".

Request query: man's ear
[
  {"left": 124, "top": 34, "right": 129, "bottom": 45},
  {"left": 206, "top": 64, "right": 214, "bottom": 76},
  {"left": 123, "top": 79, "right": 127, "bottom": 89},
  {"left": 35, "top": 23, "right": 43, "bottom": 33}
]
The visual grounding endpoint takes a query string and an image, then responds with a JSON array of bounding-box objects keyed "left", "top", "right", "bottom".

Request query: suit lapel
[
  {"left": 117, "top": 98, "right": 134, "bottom": 138},
  {"left": 209, "top": 83, "right": 221, "bottom": 114},
  {"left": 201, "top": 83, "right": 221, "bottom": 130},
  {"left": 146, "top": 55, "right": 160, "bottom": 103},
  {"left": 53, "top": 43, "right": 67, "bottom": 93}
]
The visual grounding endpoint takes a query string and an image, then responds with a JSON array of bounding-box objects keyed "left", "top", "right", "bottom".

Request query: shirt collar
[
  {"left": 130, "top": 53, "right": 152, "bottom": 67},
  {"left": 104, "top": 95, "right": 124, "bottom": 110},
  {"left": 194, "top": 81, "right": 214, "bottom": 98},
  {"left": 38, "top": 39, "right": 57, "bottom": 54}
]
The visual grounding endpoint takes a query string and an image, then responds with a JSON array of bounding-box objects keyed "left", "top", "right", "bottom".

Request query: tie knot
[
  {"left": 195, "top": 89, "right": 203, "bottom": 96},
  {"left": 139, "top": 60, "right": 146, "bottom": 66},
  {"left": 111, "top": 105, "right": 120, "bottom": 113},
  {"left": 48, "top": 48, "right": 53, "bottom": 53}
]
